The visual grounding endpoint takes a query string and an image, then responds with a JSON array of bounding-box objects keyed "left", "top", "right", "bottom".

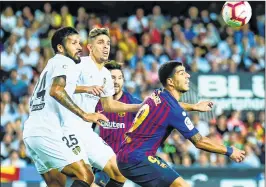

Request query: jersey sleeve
[
  {"left": 101, "top": 70, "right": 115, "bottom": 98},
  {"left": 50, "top": 58, "right": 78, "bottom": 96},
  {"left": 168, "top": 108, "right": 199, "bottom": 139},
  {"left": 50, "top": 58, "right": 73, "bottom": 79}
]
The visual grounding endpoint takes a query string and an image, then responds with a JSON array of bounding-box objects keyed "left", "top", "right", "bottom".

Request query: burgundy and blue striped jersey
[
  {"left": 117, "top": 89, "right": 199, "bottom": 162},
  {"left": 95, "top": 91, "right": 142, "bottom": 153}
]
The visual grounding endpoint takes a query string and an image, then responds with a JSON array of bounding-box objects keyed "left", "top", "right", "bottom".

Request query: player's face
[
  {"left": 63, "top": 34, "right": 82, "bottom": 64},
  {"left": 171, "top": 66, "right": 190, "bottom": 93},
  {"left": 88, "top": 34, "right": 110, "bottom": 63},
  {"left": 111, "top": 69, "right": 124, "bottom": 95}
]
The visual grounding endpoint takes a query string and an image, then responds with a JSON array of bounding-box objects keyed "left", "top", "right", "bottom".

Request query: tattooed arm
[
  {"left": 49, "top": 76, "right": 109, "bottom": 125},
  {"left": 189, "top": 133, "right": 227, "bottom": 155},
  {"left": 50, "top": 75, "right": 86, "bottom": 119}
]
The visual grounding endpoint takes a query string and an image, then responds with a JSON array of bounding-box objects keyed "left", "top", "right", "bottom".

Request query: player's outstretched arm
[
  {"left": 100, "top": 96, "right": 141, "bottom": 113},
  {"left": 189, "top": 133, "right": 246, "bottom": 163},
  {"left": 50, "top": 76, "right": 108, "bottom": 123},
  {"left": 75, "top": 85, "right": 104, "bottom": 96},
  {"left": 179, "top": 101, "right": 214, "bottom": 112}
]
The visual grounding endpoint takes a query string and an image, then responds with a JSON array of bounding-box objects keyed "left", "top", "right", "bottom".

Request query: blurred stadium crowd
[{"left": 0, "top": 2, "right": 265, "bottom": 169}]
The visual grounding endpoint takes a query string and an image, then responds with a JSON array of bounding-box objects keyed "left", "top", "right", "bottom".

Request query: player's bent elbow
[
  {"left": 49, "top": 88, "right": 56, "bottom": 97},
  {"left": 49, "top": 87, "right": 62, "bottom": 98}
]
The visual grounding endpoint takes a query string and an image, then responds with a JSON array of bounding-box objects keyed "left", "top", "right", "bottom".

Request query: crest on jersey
[
  {"left": 72, "top": 146, "right": 81, "bottom": 155},
  {"left": 118, "top": 112, "right": 126, "bottom": 117}
]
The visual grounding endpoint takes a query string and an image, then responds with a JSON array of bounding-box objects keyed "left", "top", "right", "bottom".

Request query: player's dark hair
[
  {"left": 88, "top": 27, "right": 110, "bottom": 43},
  {"left": 104, "top": 60, "right": 122, "bottom": 71},
  {"left": 51, "top": 27, "right": 79, "bottom": 53},
  {"left": 105, "top": 60, "right": 124, "bottom": 78},
  {"left": 158, "top": 60, "right": 183, "bottom": 87}
]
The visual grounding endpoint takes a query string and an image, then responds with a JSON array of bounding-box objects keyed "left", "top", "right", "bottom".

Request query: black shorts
[{"left": 117, "top": 156, "right": 180, "bottom": 187}]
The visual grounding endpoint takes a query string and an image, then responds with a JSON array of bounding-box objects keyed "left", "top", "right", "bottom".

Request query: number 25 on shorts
[{"left": 62, "top": 134, "right": 81, "bottom": 155}]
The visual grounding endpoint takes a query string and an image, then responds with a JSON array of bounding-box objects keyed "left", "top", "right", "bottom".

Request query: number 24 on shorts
[{"left": 62, "top": 134, "right": 81, "bottom": 155}]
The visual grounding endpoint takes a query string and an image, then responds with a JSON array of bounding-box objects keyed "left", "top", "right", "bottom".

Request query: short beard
[
  {"left": 63, "top": 46, "right": 81, "bottom": 64},
  {"left": 114, "top": 87, "right": 122, "bottom": 95},
  {"left": 180, "top": 88, "right": 188, "bottom": 93}
]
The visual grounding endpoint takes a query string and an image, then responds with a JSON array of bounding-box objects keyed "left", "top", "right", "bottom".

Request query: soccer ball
[{"left": 222, "top": 1, "right": 252, "bottom": 28}]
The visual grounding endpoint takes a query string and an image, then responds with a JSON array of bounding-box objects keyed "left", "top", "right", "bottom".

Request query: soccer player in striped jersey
[
  {"left": 95, "top": 62, "right": 142, "bottom": 154},
  {"left": 94, "top": 61, "right": 216, "bottom": 187},
  {"left": 96, "top": 61, "right": 214, "bottom": 155},
  {"left": 117, "top": 61, "right": 246, "bottom": 187}
]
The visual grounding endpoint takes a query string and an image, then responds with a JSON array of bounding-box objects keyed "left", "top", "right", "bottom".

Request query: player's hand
[
  {"left": 86, "top": 86, "right": 104, "bottom": 96},
  {"left": 82, "top": 113, "right": 109, "bottom": 125},
  {"left": 230, "top": 146, "right": 246, "bottom": 163},
  {"left": 194, "top": 101, "right": 214, "bottom": 112}
]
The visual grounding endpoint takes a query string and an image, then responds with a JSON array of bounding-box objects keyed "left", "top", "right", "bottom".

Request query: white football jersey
[
  {"left": 63, "top": 56, "right": 115, "bottom": 129},
  {"left": 23, "top": 54, "right": 81, "bottom": 138}
]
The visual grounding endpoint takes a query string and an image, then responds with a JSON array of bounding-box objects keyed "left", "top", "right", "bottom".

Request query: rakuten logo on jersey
[{"left": 101, "top": 121, "right": 125, "bottom": 129}]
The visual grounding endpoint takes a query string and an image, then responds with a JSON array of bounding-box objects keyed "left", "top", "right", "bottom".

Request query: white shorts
[
  {"left": 63, "top": 120, "right": 115, "bottom": 170},
  {"left": 23, "top": 133, "right": 87, "bottom": 174}
]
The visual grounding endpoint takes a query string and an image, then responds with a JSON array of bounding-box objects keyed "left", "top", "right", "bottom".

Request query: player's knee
[
  {"left": 104, "top": 156, "right": 124, "bottom": 179},
  {"left": 79, "top": 169, "right": 94, "bottom": 184},
  {"left": 72, "top": 162, "right": 94, "bottom": 184}
]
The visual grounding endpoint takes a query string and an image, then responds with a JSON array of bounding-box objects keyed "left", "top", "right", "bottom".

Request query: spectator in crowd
[
  {"left": 129, "top": 46, "right": 145, "bottom": 69},
  {"left": 3, "top": 69, "right": 28, "bottom": 103},
  {"left": 143, "top": 43, "right": 170, "bottom": 70},
  {"left": 22, "top": 6, "right": 34, "bottom": 28},
  {"left": 193, "top": 151, "right": 210, "bottom": 167},
  {"left": 12, "top": 16, "right": 26, "bottom": 37},
  {"left": 19, "top": 45, "right": 40, "bottom": 67},
  {"left": 1, "top": 7, "right": 17, "bottom": 33},
  {"left": 242, "top": 144, "right": 261, "bottom": 168},
  {"left": 183, "top": 18, "right": 196, "bottom": 41},
  {"left": 128, "top": 8, "right": 149, "bottom": 42},
  {"left": 148, "top": 5, "right": 167, "bottom": 31},
  {"left": 1, "top": 133, "right": 19, "bottom": 159},
  {"left": 2, "top": 149, "right": 27, "bottom": 167},
  {"left": 216, "top": 114, "right": 229, "bottom": 136},
  {"left": 18, "top": 28, "right": 40, "bottom": 51},
  {"left": 4, "top": 33, "right": 20, "bottom": 55},
  {"left": 191, "top": 113, "right": 210, "bottom": 136},
  {"left": 1, "top": 46, "right": 17, "bottom": 72},
  {"left": 60, "top": 5, "right": 74, "bottom": 27}
]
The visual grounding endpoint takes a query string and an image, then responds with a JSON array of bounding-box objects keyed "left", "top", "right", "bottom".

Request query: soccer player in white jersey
[
  {"left": 61, "top": 27, "right": 214, "bottom": 187},
  {"left": 59, "top": 28, "right": 142, "bottom": 187},
  {"left": 22, "top": 27, "right": 108, "bottom": 187}
]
